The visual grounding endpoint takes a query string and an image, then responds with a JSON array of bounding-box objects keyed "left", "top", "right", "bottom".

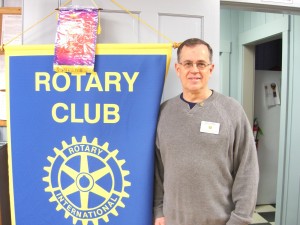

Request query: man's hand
[{"left": 154, "top": 217, "right": 166, "bottom": 225}]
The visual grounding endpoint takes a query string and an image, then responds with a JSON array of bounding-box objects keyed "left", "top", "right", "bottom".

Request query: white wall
[{"left": 23, "top": 1, "right": 62, "bottom": 44}]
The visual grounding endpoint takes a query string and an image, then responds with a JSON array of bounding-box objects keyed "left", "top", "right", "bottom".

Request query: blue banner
[{"left": 6, "top": 44, "right": 172, "bottom": 225}]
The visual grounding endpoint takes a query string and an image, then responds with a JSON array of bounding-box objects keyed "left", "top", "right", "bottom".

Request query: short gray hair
[{"left": 177, "top": 38, "right": 213, "bottom": 63}]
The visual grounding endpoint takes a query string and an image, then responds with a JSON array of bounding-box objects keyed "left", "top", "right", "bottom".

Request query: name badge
[{"left": 200, "top": 121, "right": 220, "bottom": 134}]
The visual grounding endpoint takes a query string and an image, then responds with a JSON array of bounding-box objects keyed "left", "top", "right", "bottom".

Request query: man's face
[{"left": 175, "top": 44, "right": 214, "bottom": 94}]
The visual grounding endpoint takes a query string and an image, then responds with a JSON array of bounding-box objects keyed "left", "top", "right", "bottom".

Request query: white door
[
  {"left": 23, "top": 0, "right": 220, "bottom": 101},
  {"left": 254, "top": 70, "right": 281, "bottom": 205}
]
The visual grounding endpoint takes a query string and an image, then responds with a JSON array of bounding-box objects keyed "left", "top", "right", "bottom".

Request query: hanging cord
[
  {"left": 0, "top": 0, "right": 72, "bottom": 52},
  {"left": 90, "top": 0, "right": 102, "bottom": 34},
  {"left": 0, "top": 0, "right": 181, "bottom": 51},
  {"left": 110, "top": 0, "right": 180, "bottom": 49},
  {"left": 90, "top": 0, "right": 98, "bottom": 8}
]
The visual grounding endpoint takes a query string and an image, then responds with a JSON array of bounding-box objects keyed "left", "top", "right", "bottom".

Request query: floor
[{"left": 250, "top": 204, "right": 276, "bottom": 225}]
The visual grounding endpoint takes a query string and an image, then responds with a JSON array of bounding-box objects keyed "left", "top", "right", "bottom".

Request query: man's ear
[
  {"left": 209, "top": 64, "right": 215, "bottom": 75},
  {"left": 175, "top": 63, "right": 180, "bottom": 77}
]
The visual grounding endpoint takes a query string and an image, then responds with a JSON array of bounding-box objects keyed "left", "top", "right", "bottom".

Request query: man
[{"left": 153, "top": 38, "right": 259, "bottom": 225}]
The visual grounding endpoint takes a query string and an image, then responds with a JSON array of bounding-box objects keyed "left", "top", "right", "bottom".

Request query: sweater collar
[{"left": 178, "top": 90, "right": 217, "bottom": 109}]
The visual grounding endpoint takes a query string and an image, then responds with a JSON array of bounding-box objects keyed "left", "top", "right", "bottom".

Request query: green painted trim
[
  {"left": 239, "top": 16, "right": 289, "bottom": 45},
  {"left": 220, "top": 40, "right": 231, "bottom": 52},
  {"left": 275, "top": 27, "right": 290, "bottom": 225},
  {"left": 237, "top": 15, "right": 290, "bottom": 225},
  {"left": 238, "top": 16, "right": 289, "bottom": 102},
  {"left": 220, "top": 40, "right": 231, "bottom": 95}
]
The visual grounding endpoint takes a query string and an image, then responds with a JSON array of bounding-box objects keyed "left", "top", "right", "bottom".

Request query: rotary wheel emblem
[{"left": 43, "top": 136, "right": 131, "bottom": 225}]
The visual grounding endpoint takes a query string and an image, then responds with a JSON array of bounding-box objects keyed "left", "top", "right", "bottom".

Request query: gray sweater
[{"left": 154, "top": 91, "right": 259, "bottom": 225}]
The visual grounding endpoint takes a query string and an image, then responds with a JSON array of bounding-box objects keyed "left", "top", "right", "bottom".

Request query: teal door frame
[{"left": 238, "top": 16, "right": 290, "bottom": 225}]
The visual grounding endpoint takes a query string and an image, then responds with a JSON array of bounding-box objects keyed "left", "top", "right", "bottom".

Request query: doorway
[
  {"left": 220, "top": 9, "right": 290, "bottom": 225},
  {"left": 255, "top": 39, "right": 282, "bottom": 206},
  {"left": 239, "top": 38, "right": 283, "bottom": 224},
  {"left": 239, "top": 16, "right": 289, "bottom": 225}
]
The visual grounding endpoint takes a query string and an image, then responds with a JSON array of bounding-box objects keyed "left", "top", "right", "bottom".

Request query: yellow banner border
[
  {"left": 4, "top": 43, "right": 172, "bottom": 225},
  {"left": 5, "top": 43, "right": 172, "bottom": 57}
]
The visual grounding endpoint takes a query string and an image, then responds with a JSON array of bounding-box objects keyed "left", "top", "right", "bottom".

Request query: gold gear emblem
[{"left": 43, "top": 136, "right": 131, "bottom": 225}]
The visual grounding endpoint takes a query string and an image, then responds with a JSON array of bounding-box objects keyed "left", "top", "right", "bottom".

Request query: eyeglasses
[{"left": 179, "top": 61, "right": 211, "bottom": 70}]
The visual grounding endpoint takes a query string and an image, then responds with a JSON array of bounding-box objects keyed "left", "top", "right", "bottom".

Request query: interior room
[{"left": 1, "top": 1, "right": 300, "bottom": 225}]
